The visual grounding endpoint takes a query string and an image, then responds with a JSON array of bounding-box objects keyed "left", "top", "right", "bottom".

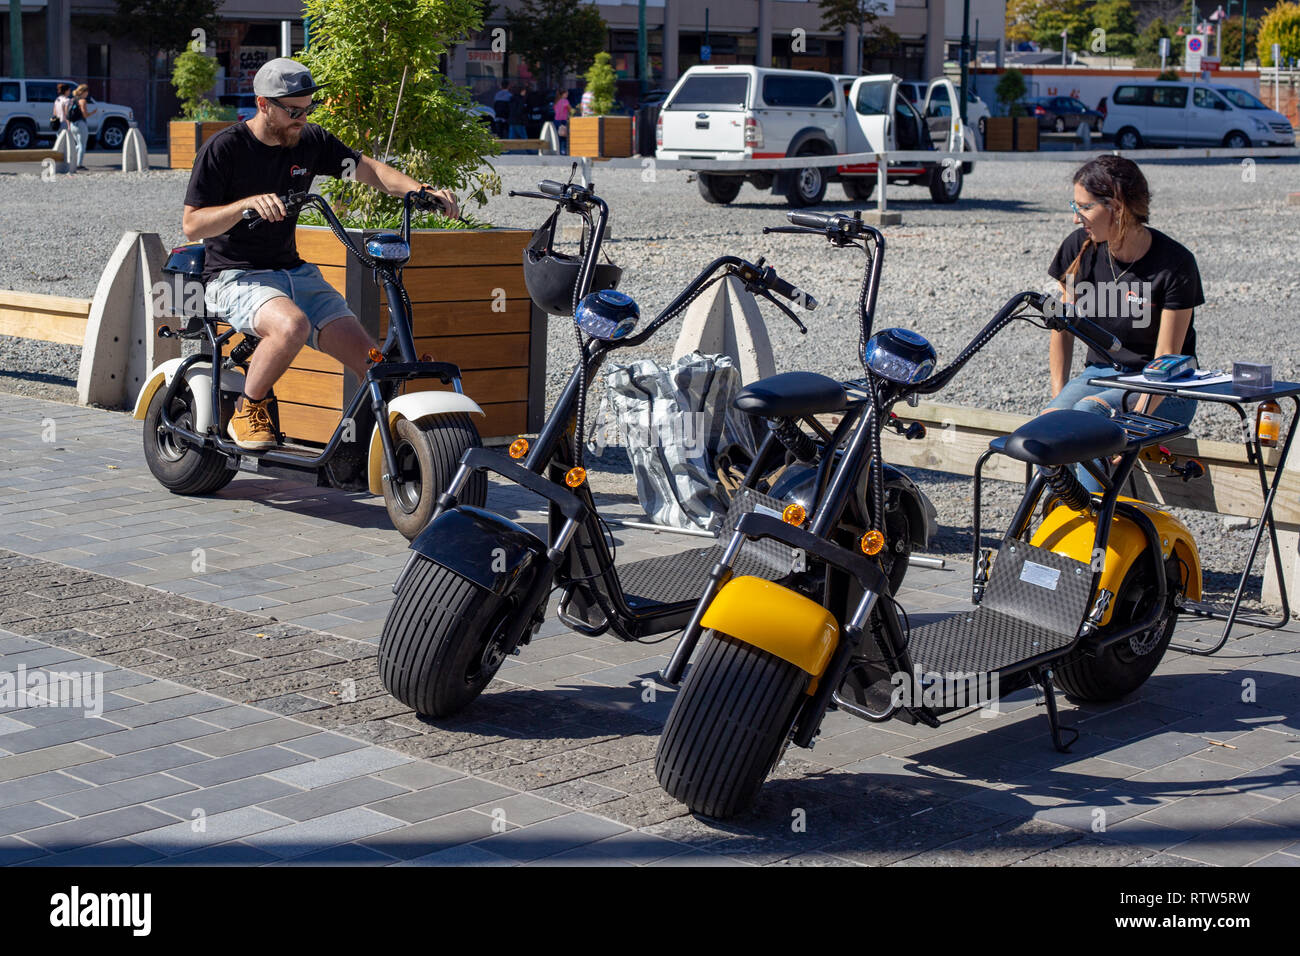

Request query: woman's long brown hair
[{"left": 1063, "top": 155, "right": 1152, "bottom": 294}]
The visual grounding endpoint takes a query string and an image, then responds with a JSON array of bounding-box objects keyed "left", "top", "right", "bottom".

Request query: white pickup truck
[{"left": 655, "top": 65, "right": 975, "bottom": 207}]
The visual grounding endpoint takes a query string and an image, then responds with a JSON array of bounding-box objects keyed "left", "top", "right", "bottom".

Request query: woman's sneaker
[{"left": 228, "top": 396, "right": 277, "bottom": 450}]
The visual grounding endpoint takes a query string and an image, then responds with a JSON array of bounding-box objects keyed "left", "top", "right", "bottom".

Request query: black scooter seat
[
  {"left": 734, "top": 371, "right": 848, "bottom": 419},
  {"left": 992, "top": 409, "right": 1128, "bottom": 466}
]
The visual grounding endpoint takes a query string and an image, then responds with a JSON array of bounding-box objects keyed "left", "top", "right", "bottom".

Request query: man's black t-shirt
[
  {"left": 1048, "top": 226, "right": 1205, "bottom": 368},
  {"left": 184, "top": 122, "right": 362, "bottom": 279}
]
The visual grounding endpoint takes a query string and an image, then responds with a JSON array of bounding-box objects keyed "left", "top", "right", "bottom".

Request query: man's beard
[{"left": 271, "top": 123, "right": 303, "bottom": 147}]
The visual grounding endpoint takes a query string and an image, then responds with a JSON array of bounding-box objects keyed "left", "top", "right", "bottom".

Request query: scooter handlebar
[
  {"left": 538, "top": 179, "right": 566, "bottom": 196},
  {"left": 764, "top": 268, "right": 817, "bottom": 310}
]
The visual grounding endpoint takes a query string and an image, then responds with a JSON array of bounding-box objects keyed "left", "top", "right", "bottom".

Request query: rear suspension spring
[
  {"left": 1044, "top": 464, "right": 1091, "bottom": 512},
  {"left": 768, "top": 417, "right": 817, "bottom": 463}
]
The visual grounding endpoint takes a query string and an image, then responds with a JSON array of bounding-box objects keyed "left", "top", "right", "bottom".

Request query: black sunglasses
[{"left": 268, "top": 99, "right": 320, "bottom": 120}]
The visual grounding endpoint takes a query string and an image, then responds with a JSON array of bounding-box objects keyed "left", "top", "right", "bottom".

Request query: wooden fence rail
[{"left": 0, "top": 291, "right": 92, "bottom": 346}]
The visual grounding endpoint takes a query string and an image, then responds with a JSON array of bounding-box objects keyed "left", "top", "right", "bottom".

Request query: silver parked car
[{"left": 0, "top": 77, "right": 135, "bottom": 150}]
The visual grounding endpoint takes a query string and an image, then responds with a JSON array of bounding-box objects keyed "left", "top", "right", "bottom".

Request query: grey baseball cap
[{"left": 252, "top": 58, "right": 322, "bottom": 98}]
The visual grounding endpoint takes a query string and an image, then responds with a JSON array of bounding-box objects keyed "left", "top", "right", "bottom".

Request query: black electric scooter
[
  {"left": 377, "top": 180, "right": 937, "bottom": 719},
  {"left": 655, "top": 221, "right": 1205, "bottom": 816},
  {"left": 135, "top": 189, "right": 487, "bottom": 539}
]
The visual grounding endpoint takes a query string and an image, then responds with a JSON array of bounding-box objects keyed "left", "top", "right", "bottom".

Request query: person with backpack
[{"left": 67, "top": 84, "right": 95, "bottom": 171}]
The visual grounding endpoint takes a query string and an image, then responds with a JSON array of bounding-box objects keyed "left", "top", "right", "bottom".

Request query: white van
[{"left": 1102, "top": 80, "right": 1295, "bottom": 149}]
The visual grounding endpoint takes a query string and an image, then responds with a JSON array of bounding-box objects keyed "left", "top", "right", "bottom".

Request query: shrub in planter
[
  {"left": 572, "top": 51, "right": 633, "bottom": 157},
  {"left": 168, "top": 49, "right": 236, "bottom": 169}
]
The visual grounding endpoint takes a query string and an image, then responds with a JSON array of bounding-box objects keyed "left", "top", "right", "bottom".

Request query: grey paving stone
[
  {"left": 0, "top": 770, "right": 90, "bottom": 809},
  {"left": 68, "top": 744, "right": 210, "bottom": 785},
  {"left": 129, "top": 806, "right": 292, "bottom": 856},
  {"left": 44, "top": 772, "right": 198, "bottom": 818},
  {"left": 371, "top": 762, "right": 462, "bottom": 791},
  {"left": 0, "top": 715, "right": 125, "bottom": 754},
  {"left": 143, "top": 841, "right": 282, "bottom": 866},
  {"left": 184, "top": 718, "right": 319, "bottom": 758},
  {"left": 260, "top": 776, "right": 408, "bottom": 822},
  {"left": 0, "top": 834, "right": 49, "bottom": 864},
  {"left": 242, "top": 806, "right": 406, "bottom": 859},
  {"left": 190, "top": 705, "right": 278, "bottom": 730},
  {"left": 90, "top": 717, "right": 220, "bottom": 756},
  {"left": 147, "top": 775, "right": 300, "bottom": 819},
  {"left": 169, "top": 745, "right": 313, "bottom": 787},
  {"left": 0, "top": 742, "right": 109, "bottom": 782},
  {"left": 371, "top": 777, "right": 518, "bottom": 823},
  {"left": 279, "top": 733, "right": 367, "bottom": 759},
  {"left": 389, "top": 842, "right": 517, "bottom": 867},
  {"left": 19, "top": 838, "right": 165, "bottom": 867},
  {"left": 0, "top": 801, "right": 74, "bottom": 835},
  {"left": 358, "top": 809, "right": 501, "bottom": 860},
  {"left": 265, "top": 747, "right": 410, "bottom": 789},
  {"left": 473, "top": 811, "right": 630, "bottom": 863},
  {"left": 19, "top": 804, "right": 178, "bottom": 850},
  {"left": 107, "top": 694, "right": 231, "bottom": 728},
  {"left": 536, "top": 829, "right": 694, "bottom": 866},
  {"left": 285, "top": 842, "right": 397, "bottom": 865}
]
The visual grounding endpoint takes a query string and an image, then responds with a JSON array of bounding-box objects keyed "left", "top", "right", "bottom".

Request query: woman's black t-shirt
[
  {"left": 1047, "top": 226, "right": 1205, "bottom": 368},
  {"left": 184, "top": 122, "right": 362, "bottom": 279}
]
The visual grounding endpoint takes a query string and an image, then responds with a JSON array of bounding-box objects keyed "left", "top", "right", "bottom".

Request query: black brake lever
[{"left": 758, "top": 289, "right": 807, "bottom": 333}]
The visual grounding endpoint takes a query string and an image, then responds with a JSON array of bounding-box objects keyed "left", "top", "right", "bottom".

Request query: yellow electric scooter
[{"left": 656, "top": 225, "right": 1205, "bottom": 818}]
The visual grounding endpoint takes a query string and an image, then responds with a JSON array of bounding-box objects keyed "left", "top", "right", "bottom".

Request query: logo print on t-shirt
[{"left": 289, "top": 164, "right": 310, "bottom": 178}]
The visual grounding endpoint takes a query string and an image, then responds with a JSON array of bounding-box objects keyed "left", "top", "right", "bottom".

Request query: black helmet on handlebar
[{"left": 523, "top": 207, "right": 622, "bottom": 316}]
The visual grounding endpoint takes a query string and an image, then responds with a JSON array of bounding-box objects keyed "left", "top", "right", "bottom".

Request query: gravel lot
[{"left": 3, "top": 157, "right": 1298, "bottom": 599}]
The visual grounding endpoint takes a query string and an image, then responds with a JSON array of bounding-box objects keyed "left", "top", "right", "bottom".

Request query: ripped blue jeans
[{"left": 1045, "top": 364, "right": 1198, "bottom": 492}]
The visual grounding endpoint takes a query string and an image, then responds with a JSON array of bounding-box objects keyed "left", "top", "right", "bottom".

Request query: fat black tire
[
  {"left": 379, "top": 555, "right": 528, "bottom": 717},
  {"left": 1054, "top": 554, "right": 1179, "bottom": 702},
  {"left": 785, "top": 146, "right": 829, "bottom": 207},
  {"left": 656, "top": 630, "right": 809, "bottom": 818},
  {"left": 843, "top": 178, "right": 876, "bottom": 201},
  {"left": 928, "top": 163, "right": 962, "bottom": 204},
  {"left": 142, "top": 380, "right": 236, "bottom": 495},
  {"left": 698, "top": 173, "right": 742, "bottom": 204},
  {"left": 384, "top": 413, "right": 487, "bottom": 540}
]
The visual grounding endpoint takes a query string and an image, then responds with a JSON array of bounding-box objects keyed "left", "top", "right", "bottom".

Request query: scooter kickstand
[{"left": 1034, "top": 666, "right": 1078, "bottom": 753}]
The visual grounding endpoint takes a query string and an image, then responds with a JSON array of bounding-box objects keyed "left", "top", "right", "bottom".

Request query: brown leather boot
[{"left": 227, "top": 395, "right": 277, "bottom": 450}]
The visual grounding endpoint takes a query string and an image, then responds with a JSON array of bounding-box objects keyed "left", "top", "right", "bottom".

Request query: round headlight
[
  {"left": 575, "top": 289, "right": 639, "bottom": 341},
  {"left": 364, "top": 232, "right": 411, "bottom": 266},
  {"left": 863, "top": 327, "right": 937, "bottom": 385}
]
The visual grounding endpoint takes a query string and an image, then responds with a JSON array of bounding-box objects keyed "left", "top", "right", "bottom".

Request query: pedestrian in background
[
  {"left": 553, "top": 89, "right": 570, "bottom": 155},
  {"left": 507, "top": 84, "right": 528, "bottom": 140},
  {"left": 492, "top": 79, "right": 512, "bottom": 139},
  {"left": 67, "top": 84, "right": 95, "bottom": 171}
]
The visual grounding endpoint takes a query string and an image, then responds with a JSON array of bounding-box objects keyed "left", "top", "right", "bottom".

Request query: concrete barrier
[
  {"left": 121, "top": 126, "right": 149, "bottom": 172},
  {"left": 76, "top": 231, "right": 175, "bottom": 409},
  {"left": 672, "top": 274, "right": 776, "bottom": 385}
]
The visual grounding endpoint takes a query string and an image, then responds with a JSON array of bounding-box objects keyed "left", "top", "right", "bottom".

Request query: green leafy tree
[
  {"left": 300, "top": 0, "right": 502, "bottom": 226},
  {"left": 1005, "top": 0, "right": 1045, "bottom": 45},
  {"left": 1258, "top": 0, "right": 1300, "bottom": 66},
  {"left": 505, "top": 0, "right": 606, "bottom": 89},
  {"left": 818, "top": 0, "right": 896, "bottom": 70},
  {"left": 583, "top": 51, "right": 616, "bottom": 115},
  {"left": 1219, "top": 16, "right": 1260, "bottom": 66},
  {"left": 103, "top": 0, "right": 221, "bottom": 131},
  {"left": 995, "top": 68, "right": 1028, "bottom": 115},
  {"left": 170, "top": 49, "right": 234, "bottom": 120},
  {"left": 1134, "top": 16, "right": 1174, "bottom": 68},
  {"left": 1091, "top": 0, "right": 1137, "bottom": 56},
  {"left": 1032, "top": 0, "right": 1093, "bottom": 51}
]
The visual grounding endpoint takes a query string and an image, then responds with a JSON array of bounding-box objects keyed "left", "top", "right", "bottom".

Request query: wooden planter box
[
  {"left": 169, "top": 120, "right": 237, "bottom": 169},
  {"left": 983, "top": 116, "right": 1039, "bottom": 152},
  {"left": 228, "top": 226, "right": 545, "bottom": 446},
  {"left": 570, "top": 115, "right": 634, "bottom": 158}
]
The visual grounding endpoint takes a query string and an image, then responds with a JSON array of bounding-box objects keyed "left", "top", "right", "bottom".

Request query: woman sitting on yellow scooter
[{"left": 1045, "top": 155, "right": 1205, "bottom": 490}]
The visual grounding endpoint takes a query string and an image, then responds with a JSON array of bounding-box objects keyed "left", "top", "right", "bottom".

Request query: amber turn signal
[
  {"left": 860, "top": 530, "right": 885, "bottom": 555},
  {"left": 508, "top": 438, "right": 529, "bottom": 459},
  {"left": 368, "top": 348, "right": 385, "bottom": 363},
  {"left": 782, "top": 503, "right": 806, "bottom": 527},
  {"left": 420, "top": 353, "right": 433, "bottom": 363},
  {"left": 565, "top": 467, "right": 587, "bottom": 488}
]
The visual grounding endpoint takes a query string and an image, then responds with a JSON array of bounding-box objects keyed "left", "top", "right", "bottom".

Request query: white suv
[
  {"left": 0, "top": 77, "right": 135, "bottom": 150},
  {"left": 1103, "top": 80, "right": 1294, "bottom": 149}
]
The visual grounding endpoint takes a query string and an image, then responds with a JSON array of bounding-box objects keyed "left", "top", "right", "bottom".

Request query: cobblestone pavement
[{"left": 1, "top": 393, "right": 1299, "bottom": 865}]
